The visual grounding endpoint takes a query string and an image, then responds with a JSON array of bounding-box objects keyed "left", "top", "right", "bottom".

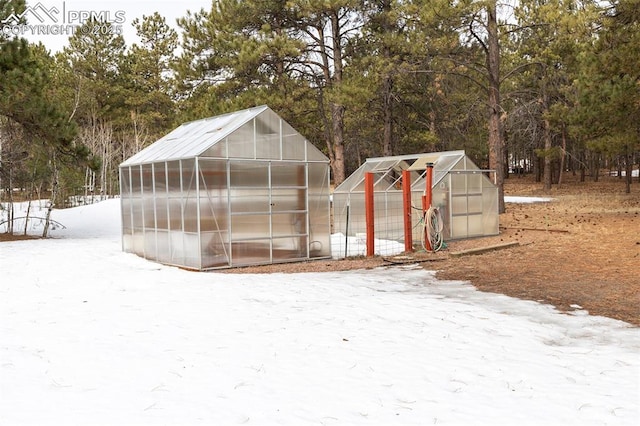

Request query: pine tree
[{"left": 126, "top": 12, "right": 178, "bottom": 152}]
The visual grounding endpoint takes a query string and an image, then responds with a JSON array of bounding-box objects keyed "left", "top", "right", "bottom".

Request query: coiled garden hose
[{"left": 422, "top": 206, "right": 444, "bottom": 252}]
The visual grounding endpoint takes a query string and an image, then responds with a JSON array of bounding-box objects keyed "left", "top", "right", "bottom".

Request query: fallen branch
[
  {"left": 382, "top": 255, "right": 448, "bottom": 264},
  {"left": 0, "top": 216, "right": 67, "bottom": 229},
  {"left": 450, "top": 241, "right": 520, "bottom": 257},
  {"left": 500, "top": 226, "right": 569, "bottom": 233}
]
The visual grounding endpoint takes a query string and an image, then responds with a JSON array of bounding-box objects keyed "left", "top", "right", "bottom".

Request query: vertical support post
[
  {"left": 423, "top": 163, "right": 434, "bottom": 251},
  {"left": 364, "top": 172, "right": 375, "bottom": 257},
  {"left": 425, "top": 163, "right": 434, "bottom": 209},
  {"left": 402, "top": 170, "right": 413, "bottom": 252},
  {"left": 344, "top": 202, "right": 350, "bottom": 259}
]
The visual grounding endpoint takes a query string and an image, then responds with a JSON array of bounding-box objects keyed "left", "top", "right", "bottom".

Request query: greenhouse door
[
  {"left": 229, "top": 161, "right": 308, "bottom": 266},
  {"left": 270, "top": 162, "right": 308, "bottom": 263}
]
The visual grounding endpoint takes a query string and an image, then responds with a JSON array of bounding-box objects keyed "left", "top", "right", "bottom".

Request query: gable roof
[
  {"left": 120, "top": 105, "right": 327, "bottom": 166},
  {"left": 334, "top": 150, "right": 484, "bottom": 193}
]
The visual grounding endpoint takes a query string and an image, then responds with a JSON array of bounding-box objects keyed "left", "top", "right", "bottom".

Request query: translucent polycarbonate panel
[
  {"left": 168, "top": 199, "right": 182, "bottom": 231},
  {"left": 256, "top": 110, "right": 281, "bottom": 159},
  {"left": 169, "top": 231, "right": 184, "bottom": 264},
  {"left": 369, "top": 159, "right": 399, "bottom": 172},
  {"left": 484, "top": 187, "right": 499, "bottom": 213},
  {"left": 169, "top": 232, "right": 200, "bottom": 268},
  {"left": 331, "top": 193, "right": 348, "bottom": 235},
  {"left": 132, "top": 198, "right": 143, "bottom": 229},
  {"left": 182, "top": 233, "right": 201, "bottom": 269},
  {"left": 122, "top": 234, "right": 133, "bottom": 252},
  {"left": 465, "top": 157, "right": 480, "bottom": 170},
  {"left": 468, "top": 173, "right": 483, "bottom": 193},
  {"left": 308, "top": 194, "right": 331, "bottom": 257},
  {"left": 468, "top": 194, "right": 483, "bottom": 214},
  {"left": 156, "top": 231, "right": 171, "bottom": 263},
  {"left": 271, "top": 188, "right": 306, "bottom": 212},
  {"left": 130, "top": 165, "right": 142, "bottom": 196},
  {"left": 427, "top": 185, "right": 452, "bottom": 240},
  {"left": 227, "top": 120, "right": 255, "bottom": 159},
  {"left": 167, "top": 161, "right": 181, "bottom": 196},
  {"left": 308, "top": 162, "right": 329, "bottom": 193},
  {"left": 120, "top": 167, "right": 131, "bottom": 195},
  {"left": 273, "top": 236, "right": 308, "bottom": 260},
  {"left": 201, "top": 139, "right": 227, "bottom": 158},
  {"left": 308, "top": 162, "right": 331, "bottom": 258},
  {"left": 155, "top": 197, "right": 168, "bottom": 229},
  {"left": 201, "top": 231, "right": 230, "bottom": 268},
  {"left": 142, "top": 164, "right": 154, "bottom": 194},
  {"left": 121, "top": 105, "right": 268, "bottom": 165},
  {"left": 230, "top": 189, "right": 270, "bottom": 213},
  {"left": 121, "top": 197, "right": 132, "bottom": 232},
  {"left": 154, "top": 162, "right": 167, "bottom": 194},
  {"left": 198, "top": 159, "right": 227, "bottom": 190},
  {"left": 132, "top": 229, "right": 145, "bottom": 256},
  {"left": 143, "top": 197, "right": 155, "bottom": 228},
  {"left": 371, "top": 169, "right": 404, "bottom": 192},
  {"left": 231, "top": 239, "right": 272, "bottom": 266},
  {"left": 199, "top": 196, "right": 228, "bottom": 232},
  {"left": 281, "top": 120, "right": 305, "bottom": 160},
  {"left": 144, "top": 230, "right": 157, "bottom": 259},
  {"left": 443, "top": 155, "right": 464, "bottom": 171},
  {"left": 451, "top": 215, "right": 468, "bottom": 239},
  {"left": 229, "top": 161, "right": 269, "bottom": 188},
  {"left": 468, "top": 214, "right": 484, "bottom": 237},
  {"left": 481, "top": 173, "right": 495, "bottom": 188},
  {"left": 347, "top": 176, "right": 367, "bottom": 193},
  {"left": 334, "top": 165, "right": 368, "bottom": 193},
  {"left": 198, "top": 161, "right": 228, "bottom": 233},
  {"left": 183, "top": 197, "right": 198, "bottom": 232},
  {"left": 483, "top": 187, "right": 499, "bottom": 235},
  {"left": 451, "top": 173, "right": 466, "bottom": 195},
  {"left": 231, "top": 239, "right": 271, "bottom": 266},
  {"left": 271, "top": 163, "right": 305, "bottom": 187},
  {"left": 181, "top": 159, "right": 197, "bottom": 197},
  {"left": 255, "top": 134, "right": 281, "bottom": 160},
  {"left": 272, "top": 213, "right": 307, "bottom": 237},
  {"left": 306, "top": 143, "right": 327, "bottom": 161},
  {"left": 451, "top": 195, "right": 467, "bottom": 214},
  {"left": 231, "top": 214, "right": 270, "bottom": 240},
  {"left": 432, "top": 170, "right": 449, "bottom": 187},
  {"left": 430, "top": 183, "right": 449, "bottom": 210}
]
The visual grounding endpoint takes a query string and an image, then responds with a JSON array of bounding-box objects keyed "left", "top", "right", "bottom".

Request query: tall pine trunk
[
  {"left": 43, "top": 152, "right": 58, "bottom": 238},
  {"left": 487, "top": 2, "right": 505, "bottom": 213}
]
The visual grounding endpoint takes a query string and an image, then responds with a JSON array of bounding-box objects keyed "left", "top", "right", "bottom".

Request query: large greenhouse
[
  {"left": 119, "top": 105, "right": 332, "bottom": 270},
  {"left": 333, "top": 150, "right": 499, "bottom": 248}
]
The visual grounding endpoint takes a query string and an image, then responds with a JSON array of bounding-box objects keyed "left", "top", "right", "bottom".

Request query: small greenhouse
[
  {"left": 333, "top": 150, "right": 499, "bottom": 248},
  {"left": 119, "top": 105, "right": 332, "bottom": 270}
]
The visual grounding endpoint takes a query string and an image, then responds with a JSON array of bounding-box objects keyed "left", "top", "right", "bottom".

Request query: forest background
[{"left": 1, "top": 0, "right": 638, "bottom": 232}]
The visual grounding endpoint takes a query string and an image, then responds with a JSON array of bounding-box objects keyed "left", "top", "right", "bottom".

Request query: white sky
[{"left": 20, "top": 0, "right": 212, "bottom": 53}]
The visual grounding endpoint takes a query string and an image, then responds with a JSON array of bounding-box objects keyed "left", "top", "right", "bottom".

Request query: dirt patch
[
  {"left": 435, "top": 175, "right": 640, "bottom": 326},
  {"left": 0, "top": 233, "right": 40, "bottom": 242},
  {"left": 225, "top": 174, "right": 640, "bottom": 326}
]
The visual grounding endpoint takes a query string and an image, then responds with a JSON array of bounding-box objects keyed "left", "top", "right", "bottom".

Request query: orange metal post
[
  {"left": 423, "top": 163, "right": 434, "bottom": 251},
  {"left": 425, "top": 163, "right": 433, "bottom": 209},
  {"left": 364, "top": 172, "right": 375, "bottom": 257},
  {"left": 402, "top": 170, "right": 413, "bottom": 252}
]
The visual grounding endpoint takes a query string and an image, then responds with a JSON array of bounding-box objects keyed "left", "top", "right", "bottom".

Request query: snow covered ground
[
  {"left": 504, "top": 196, "right": 553, "bottom": 203},
  {"left": 1, "top": 199, "right": 638, "bottom": 425}
]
